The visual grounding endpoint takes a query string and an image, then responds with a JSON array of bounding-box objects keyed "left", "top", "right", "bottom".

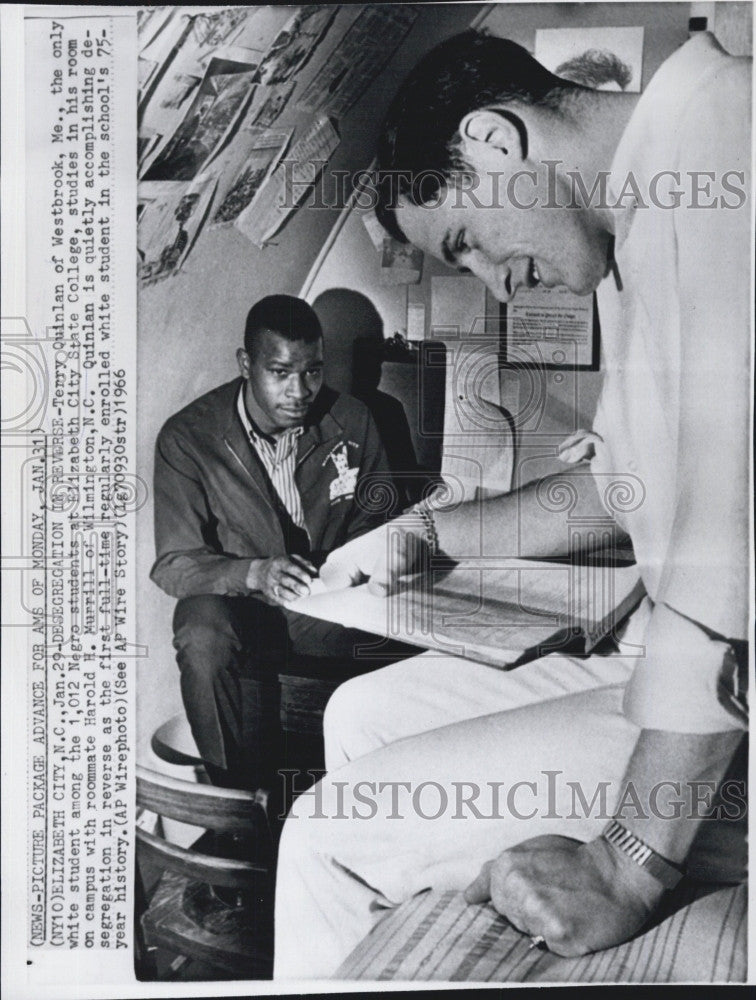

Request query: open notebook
[{"left": 289, "top": 557, "right": 645, "bottom": 669}]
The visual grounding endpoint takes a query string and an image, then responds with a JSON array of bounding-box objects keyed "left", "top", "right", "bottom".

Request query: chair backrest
[{"left": 136, "top": 765, "right": 269, "bottom": 890}]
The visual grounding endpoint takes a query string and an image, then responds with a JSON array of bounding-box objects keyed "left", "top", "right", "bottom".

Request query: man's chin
[{"left": 278, "top": 408, "right": 309, "bottom": 426}]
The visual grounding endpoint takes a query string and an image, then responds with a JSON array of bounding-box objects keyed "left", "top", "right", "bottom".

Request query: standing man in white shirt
[{"left": 274, "top": 30, "right": 750, "bottom": 976}]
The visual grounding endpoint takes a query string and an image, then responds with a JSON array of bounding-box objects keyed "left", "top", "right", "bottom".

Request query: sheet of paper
[
  {"left": 380, "top": 236, "right": 423, "bottom": 285},
  {"left": 506, "top": 285, "right": 594, "bottom": 366},
  {"left": 137, "top": 172, "right": 219, "bottom": 285},
  {"left": 430, "top": 275, "right": 488, "bottom": 338},
  {"left": 211, "top": 126, "right": 292, "bottom": 224},
  {"left": 256, "top": 6, "right": 338, "bottom": 85},
  {"left": 297, "top": 6, "right": 417, "bottom": 117},
  {"left": 247, "top": 80, "right": 296, "bottom": 128},
  {"left": 143, "top": 57, "right": 258, "bottom": 181},
  {"left": 407, "top": 301, "right": 426, "bottom": 342},
  {"left": 234, "top": 115, "right": 340, "bottom": 247}
]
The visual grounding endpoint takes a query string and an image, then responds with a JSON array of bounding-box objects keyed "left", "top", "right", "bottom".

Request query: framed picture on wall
[{"left": 499, "top": 288, "right": 601, "bottom": 371}]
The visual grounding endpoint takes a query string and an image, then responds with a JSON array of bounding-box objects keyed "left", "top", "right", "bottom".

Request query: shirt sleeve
[
  {"left": 150, "top": 422, "right": 253, "bottom": 599},
  {"left": 623, "top": 56, "right": 751, "bottom": 732},
  {"left": 623, "top": 602, "right": 747, "bottom": 733}
]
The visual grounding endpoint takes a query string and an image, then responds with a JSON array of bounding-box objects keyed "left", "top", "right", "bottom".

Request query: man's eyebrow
[
  {"left": 441, "top": 229, "right": 457, "bottom": 265},
  {"left": 267, "top": 358, "right": 323, "bottom": 367}
]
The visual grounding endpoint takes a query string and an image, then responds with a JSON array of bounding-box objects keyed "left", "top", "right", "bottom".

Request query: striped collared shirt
[{"left": 236, "top": 385, "right": 306, "bottom": 529}]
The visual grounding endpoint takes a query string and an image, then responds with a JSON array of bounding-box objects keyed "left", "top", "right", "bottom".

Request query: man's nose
[{"left": 287, "top": 374, "right": 310, "bottom": 398}]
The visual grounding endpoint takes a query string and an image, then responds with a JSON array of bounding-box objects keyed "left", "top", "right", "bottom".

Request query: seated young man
[
  {"left": 150, "top": 295, "right": 413, "bottom": 795},
  {"left": 274, "top": 30, "right": 750, "bottom": 977}
]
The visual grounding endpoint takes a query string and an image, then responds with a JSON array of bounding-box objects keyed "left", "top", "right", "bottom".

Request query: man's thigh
[
  {"left": 287, "top": 679, "right": 641, "bottom": 904},
  {"left": 323, "top": 645, "right": 638, "bottom": 769}
]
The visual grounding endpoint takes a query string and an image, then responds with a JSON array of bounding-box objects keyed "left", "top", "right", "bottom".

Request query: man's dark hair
[
  {"left": 375, "top": 30, "right": 577, "bottom": 242},
  {"left": 244, "top": 294, "right": 322, "bottom": 356}
]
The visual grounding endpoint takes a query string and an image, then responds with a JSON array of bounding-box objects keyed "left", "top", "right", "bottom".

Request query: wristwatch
[{"left": 601, "top": 820, "right": 685, "bottom": 890}]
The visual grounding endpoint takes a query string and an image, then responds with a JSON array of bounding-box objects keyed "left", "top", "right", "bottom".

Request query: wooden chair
[{"left": 135, "top": 764, "right": 274, "bottom": 980}]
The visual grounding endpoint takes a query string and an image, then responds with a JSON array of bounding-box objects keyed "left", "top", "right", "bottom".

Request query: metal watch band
[
  {"left": 411, "top": 502, "right": 439, "bottom": 555},
  {"left": 602, "top": 820, "right": 684, "bottom": 890}
]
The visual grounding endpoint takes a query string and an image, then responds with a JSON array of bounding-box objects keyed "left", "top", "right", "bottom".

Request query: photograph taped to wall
[
  {"left": 535, "top": 25, "right": 645, "bottom": 91},
  {"left": 379, "top": 236, "right": 424, "bottom": 285},
  {"left": 2, "top": 2, "right": 754, "bottom": 997}
]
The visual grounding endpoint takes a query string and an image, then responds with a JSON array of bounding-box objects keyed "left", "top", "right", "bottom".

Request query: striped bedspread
[{"left": 336, "top": 882, "right": 747, "bottom": 983}]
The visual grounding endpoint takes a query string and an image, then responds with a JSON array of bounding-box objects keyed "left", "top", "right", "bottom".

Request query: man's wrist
[
  {"left": 586, "top": 835, "right": 665, "bottom": 910},
  {"left": 245, "top": 557, "right": 266, "bottom": 591},
  {"left": 601, "top": 820, "right": 684, "bottom": 890}
]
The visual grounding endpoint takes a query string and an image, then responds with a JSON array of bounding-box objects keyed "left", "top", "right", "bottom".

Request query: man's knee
[{"left": 323, "top": 675, "right": 370, "bottom": 745}]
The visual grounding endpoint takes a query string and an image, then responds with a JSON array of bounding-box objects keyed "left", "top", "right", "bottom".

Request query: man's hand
[
  {"left": 319, "top": 515, "right": 429, "bottom": 594},
  {"left": 464, "top": 835, "right": 664, "bottom": 957},
  {"left": 247, "top": 554, "right": 316, "bottom": 605}
]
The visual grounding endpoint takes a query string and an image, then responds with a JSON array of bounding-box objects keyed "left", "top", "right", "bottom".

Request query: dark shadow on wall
[{"left": 313, "top": 288, "right": 444, "bottom": 508}]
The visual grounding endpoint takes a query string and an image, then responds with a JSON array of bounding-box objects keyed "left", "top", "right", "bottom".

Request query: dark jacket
[{"left": 151, "top": 378, "right": 391, "bottom": 599}]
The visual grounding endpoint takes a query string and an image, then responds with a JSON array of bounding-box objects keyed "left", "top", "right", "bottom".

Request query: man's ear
[
  {"left": 458, "top": 108, "right": 528, "bottom": 160},
  {"left": 236, "top": 347, "right": 250, "bottom": 378}
]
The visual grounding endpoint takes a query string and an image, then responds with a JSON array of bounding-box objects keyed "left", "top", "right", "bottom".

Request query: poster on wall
[
  {"left": 297, "top": 4, "right": 418, "bottom": 116},
  {"left": 143, "top": 56, "right": 258, "bottom": 181},
  {"left": 379, "top": 236, "right": 423, "bottom": 285},
  {"left": 257, "top": 5, "right": 339, "bottom": 84},
  {"left": 535, "top": 26, "right": 644, "bottom": 91},
  {"left": 137, "top": 173, "right": 219, "bottom": 286},
  {"left": 212, "top": 127, "right": 292, "bottom": 224}
]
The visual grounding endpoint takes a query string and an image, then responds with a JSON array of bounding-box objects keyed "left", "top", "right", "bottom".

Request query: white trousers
[{"left": 273, "top": 616, "right": 653, "bottom": 980}]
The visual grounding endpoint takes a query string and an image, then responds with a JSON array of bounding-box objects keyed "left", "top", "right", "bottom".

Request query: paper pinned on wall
[
  {"left": 247, "top": 80, "right": 296, "bottom": 128},
  {"left": 506, "top": 285, "right": 594, "bottom": 367},
  {"left": 430, "top": 275, "right": 488, "bottom": 339},
  {"left": 137, "top": 172, "right": 219, "bottom": 286},
  {"left": 213, "top": 5, "right": 294, "bottom": 55},
  {"left": 297, "top": 5, "right": 418, "bottom": 117},
  {"left": 535, "top": 26, "right": 644, "bottom": 92},
  {"left": 143, "top": 54, "right": 258, "bottom": 181},
  {"left": 407, "top": 301, "right": 426, "bottom": 341},
  {"left": 234, "top": 115, "right": 340, "bottom": 247},
  {"left": 379, "top": 236, "right": 423, "bottom": 285},
  {"left": 362, "top": 210, "right": 387, "bottom": 252},
  {"left": 211, "top": 127, "right": 292, "bottom": 224},
  {"left": 256, "top": 5, "right": 339, "bottom": 85}
]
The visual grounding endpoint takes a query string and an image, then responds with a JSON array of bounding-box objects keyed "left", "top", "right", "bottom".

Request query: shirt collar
[{"left": 236, "top": 382, "right": 304, "bottom": 447}]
